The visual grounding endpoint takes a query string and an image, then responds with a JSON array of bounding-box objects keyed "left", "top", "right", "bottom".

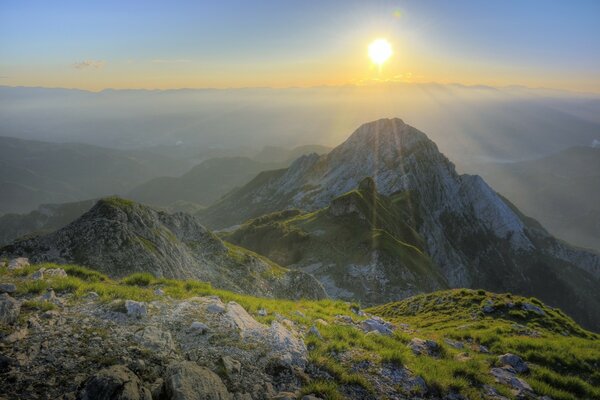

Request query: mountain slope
[
  {"left": 473, "top": 146, "right": 600, "bottom": 252},
  {"left": 201, "top": 118, "right": 600, "bottom": 330},
  {"left": 1, "top": 263, "right": 598, "bottom": 400},
  {"left": 128, "top": 157, "right": 285, "bottom": 207},
  {"left": 224, "top": 177, "right": 447, "bottom": 305},
  {"left": 0, "top": 197, "right": 326, "bottom": 300}
]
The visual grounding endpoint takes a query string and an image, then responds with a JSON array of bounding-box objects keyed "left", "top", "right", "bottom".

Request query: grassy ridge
[{"left": 2, "top": 264, "right": 599, "bottom": 399}]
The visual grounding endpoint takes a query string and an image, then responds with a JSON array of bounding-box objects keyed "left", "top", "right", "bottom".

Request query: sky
[{"left": 1, "top": 0, "right": 599, "bottom": 92}]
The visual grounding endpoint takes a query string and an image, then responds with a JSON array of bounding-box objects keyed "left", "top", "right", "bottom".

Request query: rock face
[
  {"left": 204, "top": 118, "right": 600, "bottom": 330},
  {"left": 0, "top": 197, "right": 326, "bottom": 301}
]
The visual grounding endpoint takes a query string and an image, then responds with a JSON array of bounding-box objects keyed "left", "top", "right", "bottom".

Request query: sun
[{"left": 368, "top": 38, "right": 393, "bottom": 66}]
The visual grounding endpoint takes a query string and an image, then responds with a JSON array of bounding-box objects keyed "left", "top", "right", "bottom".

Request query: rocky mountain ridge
[
  {"left": 0, "top": 198, "right": 325, "bottom": 300},
  {"left": 201, "top": 118, "right": 600, "bottom": 330}
]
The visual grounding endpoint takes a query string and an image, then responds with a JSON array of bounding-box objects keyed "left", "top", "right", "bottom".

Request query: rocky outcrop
[
  {"left": 0, "top": 293, "right": 20, "bottom": 325},
  {"left": 0, "top": 198, "right": 326, "bottom": 301}
]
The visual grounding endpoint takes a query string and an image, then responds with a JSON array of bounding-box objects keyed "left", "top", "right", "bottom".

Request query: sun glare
[{"left": 368, "top": 38, "right": 393, "bottom": 67}]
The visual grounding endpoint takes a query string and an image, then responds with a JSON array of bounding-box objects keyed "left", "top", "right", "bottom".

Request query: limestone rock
[
  {"left": 134, "top": 326, "right": 176, "bottom": 354},
  {"left": 0, "top": 293, "right": 20, "bottom": 325},
  {"left": 8, "top": 257, "right": 29, "bottom": 270},
  {"left": 221, "top": 356, "right": 241, "bottom": 377},
  {"left": 408, "top": 338, "right": 440, "bottom": 357},
  {"left": 164, "top": 361, "right": 231, "bottom": 400},
  {"left": 498, "top": 353, "right": 529, "bottom": 373},
  {"left": 77, "top": 365, "right": 152, "bottom": 400},
  {"left": 490, "top": 367, "right": 532, "bottom": 393},
  {"left": 190, "top": 321, "right": 208, "bottom": 334},
  {"left": 0, "top": 283, "right": 16, "bottom": 294},
  {"left": 125, "top": 300, "right": 147, "bottom": 318},
  {"left": 361, "top": 318, "right": 394, "bottom": 335}
]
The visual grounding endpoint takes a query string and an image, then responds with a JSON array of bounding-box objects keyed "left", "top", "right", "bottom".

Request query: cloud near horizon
[
  {"left": 72, "top": 60, "right": 106, "bottom": 70},
  {"left": 151, "top": 59, "right": 192, "bottom": 64}
]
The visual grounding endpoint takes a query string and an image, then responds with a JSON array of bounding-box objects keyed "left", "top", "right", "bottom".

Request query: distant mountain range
[
  {"left": 128, "top": 145, "right": 330, "bottom": 208},
  {"left": 472, "top": 146, "right": 600, "bottom": 252},
  {"left": 200, "top": 118, "right": 600, "bottom": 330},
  {"left": 0, "top": 136, "right": 191, "bottom": 214},
  {"left": 0, "top": 135, "right": 329, "bottom": 215}
]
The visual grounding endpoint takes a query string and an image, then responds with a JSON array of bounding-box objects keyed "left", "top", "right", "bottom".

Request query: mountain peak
[{"left": 341, "top": 118, "right": 428, "bottom": 150}]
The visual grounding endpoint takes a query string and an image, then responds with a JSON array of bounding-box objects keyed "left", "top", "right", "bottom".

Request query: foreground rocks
[{"left": 0, "top": 293, "right": 20, "bottom": 325}]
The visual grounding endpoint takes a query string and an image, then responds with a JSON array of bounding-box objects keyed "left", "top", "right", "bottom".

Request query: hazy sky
[{"left": 1, "top": 0, "right": 599, "bottom": 91}]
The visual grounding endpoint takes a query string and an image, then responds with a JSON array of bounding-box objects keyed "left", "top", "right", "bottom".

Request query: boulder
[
  {"left": 134, "top": 326, "right": 176, "bottom": 354},
  {"left": 221, "top": 356, "right": 241, "bottom": 377},
  {"left": 77, "top": 365, "right": 152, "bottom": 400},
  {"left": 258, "top": 308, "right": 268, "bottom": 317},
  {"left": 8, "top": 257, "right": 29, "bottom": 270},
  {"left": 225, "top": 302, "right": 264, "bottom": 337},
  {"left": 490, "top": 367, "right": 532, "bottom": 393},
  {"left": 361, "top": 318, "right": 393, "bottom": 335},
  {"left": 164, "top": 361, "right": 231, "bottom": 400},
  {"left": 498, "top": 353, "right": 529, "bottom": 373},
  {"left": 522, "top": 303, "right": 545, "bottom": 316},
  {"left": 206, "top": 302, "right": 226, "bottom": 314},
  {"left": 0, "top": 283, "right": 16, "bottom": 294},
  {"left": 125, "top": 300, "right": 147, "bottom": 318},
  {"left": 408, "top": 338, "right": 440, "bottom": 357},
  {"left": 0, "top": 293, "right": 20, "bottom": 325},
  {"left": 268, "top": 321, "right": 308, "bottom": 368},
  {"left": 45, "top": 268, "right": 67, "bottom": 278},
  {"left": 190, "top": 321, "right": 209, "bottom": 334}
]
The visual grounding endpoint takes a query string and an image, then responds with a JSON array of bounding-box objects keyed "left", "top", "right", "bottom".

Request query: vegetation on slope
[
  {"left": 2, "top": 263, "right": 598, "bottom": 400},
  {"left": 224, "top": 179, "right": 447, "bottom": 305}
]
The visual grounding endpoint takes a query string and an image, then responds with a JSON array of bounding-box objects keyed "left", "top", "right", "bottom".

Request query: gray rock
[
  {"left": 41, "top": 288, "right": 56, "bottom": 302},
  {"left": 490, "top": 367, "right": 532, "bottom": 393},
  {"left": 154, "top": 288, "right": 165, "bottom": 296},
  {"left": 78, "top": 365, "right": 152, "bottom": 400},
  {"left": 86, "top": 291, "right": 100, "bottom": 300},
  {"left": 361, "top": 318, "right": 394, "bottom": 335},
  {"left": 522, "top": 302, "right": 545, "bottom": 316},
  {"left": 498, "top": 353, "right": 529, "bottom": 373},
  {"left": 268, "top": 321, "right": 308, "bottom": 368},
  {"left": 221, "top": 356, "right": 241, "bottom": 377},
  {"left": 308, "top": 325, "right": 322, "bottom": 339},
  {"left": 190, "top": 321, "right": 208, "bottom": 334},
  {"left": 31, "top": 268, "right": 45, "bottom": 280},
  {"left": 8, "top": 257, "right": 29, "bottom": 270},
  {"left": 257, "top": 308, "right": 268, "bottom": 317},
  {"left": 125, "top": 300, "right": 147, "bottom": 318},
  {"left": 45, "top": 268, "right": 67, "bottom": 278},
  {"left": 164, "top": 361, "right": 231, "bottom": 400},
  {"left": 444, "top": 338, "right": 464, "bottom": 349},
  {"left": 271, "top": 393, "right": 296, "bottom": 400},
  {"left": 0, "top": 283, "right": 16, "bottom": 294},
  {"left": 0, "top": 293, "right": 20, "bottom": 325},
  {"left": 206, "top": 303, "right": 226, "bottom": 314},
  {"left": 408, "top": 338, "right": 440, "bottom": 357},
  {"left": 133, "top": 326, "right": 176, "bottom": 354}
]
